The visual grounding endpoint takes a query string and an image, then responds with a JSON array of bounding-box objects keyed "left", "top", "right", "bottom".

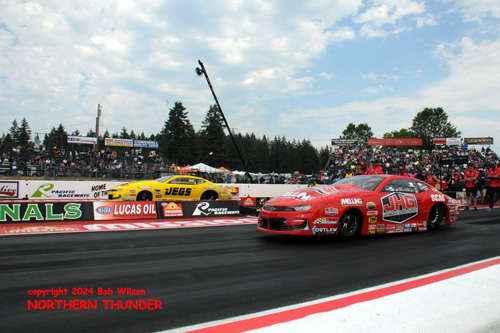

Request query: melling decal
[
  {"left": 340, "top": 198, "right": 362, "bottom": 206},
  {"left": 381, "top": 192, "right": 418, "bottom": 223}
]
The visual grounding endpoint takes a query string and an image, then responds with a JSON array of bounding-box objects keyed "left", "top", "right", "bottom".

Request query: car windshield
[
  {"left": 156, "top": 175, "right": 176, "bottom": 183},
  {"left": 334, "top": 176, "right": 384, "bottom": 191}
]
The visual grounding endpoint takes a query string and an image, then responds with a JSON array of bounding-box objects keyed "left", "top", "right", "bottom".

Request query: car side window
[
  {"left": 382, "top": 179, "right": 418, "bottom": 193},
  {"left": 170, "top": 177, "right": 202, "bottom": 185},
  {"left": 415, "top": 181, "right": 430, "bottom": 192}
]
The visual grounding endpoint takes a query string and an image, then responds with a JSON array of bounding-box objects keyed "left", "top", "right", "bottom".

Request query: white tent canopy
[{"left": 188, "top": 163, "right": 221, "bottom": 173}]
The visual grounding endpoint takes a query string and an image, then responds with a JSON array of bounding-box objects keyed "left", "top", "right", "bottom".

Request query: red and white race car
[{"left": 257, "top": 175, "right": 460, "bottom": 239}]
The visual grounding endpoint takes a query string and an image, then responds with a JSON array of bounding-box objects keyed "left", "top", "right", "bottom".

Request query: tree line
[{"left": 1, "top": 104, "right": 461, "bottom": 174}]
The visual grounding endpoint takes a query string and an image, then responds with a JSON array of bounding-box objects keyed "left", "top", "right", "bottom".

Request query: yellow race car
[{"left": 107, "top": 175, "right": 232, "bottom": 201}]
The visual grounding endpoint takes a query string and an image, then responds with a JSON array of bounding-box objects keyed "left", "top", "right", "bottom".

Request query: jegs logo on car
[
  {"left": 165, "top": 187, "right": 192, "bottom": 196},
  {"left": 381, "top": 192, "right": 418, "bottom": 223}
]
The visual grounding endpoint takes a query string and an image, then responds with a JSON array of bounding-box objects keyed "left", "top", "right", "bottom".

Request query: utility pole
[
  {"left": 196, "top": 60, "right": 253, "bottom": 182},
  {"left": 95, "top": 104, "right": 102, "bottom": 152}
]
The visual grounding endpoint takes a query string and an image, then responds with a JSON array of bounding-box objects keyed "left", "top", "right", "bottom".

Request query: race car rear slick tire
[
  {"left": 338, "top": 210, "right": 361, "bottom": 239},
  {"left": 137, "top": 191, "right": 152, "bottom": 201},
  {"left": 428, "top": 204, "right": 443, "bottom": 231},
  {"left": 200, "top": 190, "right": 218, "bottom": 200}
]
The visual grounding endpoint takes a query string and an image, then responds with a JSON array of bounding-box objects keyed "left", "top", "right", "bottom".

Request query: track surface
[{"left": 1, "top": 210, "right": 500, "bottom": 333}]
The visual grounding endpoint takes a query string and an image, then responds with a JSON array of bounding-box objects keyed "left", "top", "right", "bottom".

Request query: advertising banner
[
  {"left": 440, "top": 156, "right": 469, "bottom": 166},
  {"left": 93, "top": 201, "right": 158, "bottom": 220},
  {"left": 433, "top": 138, "right": 446, "bottom": 145},
  {"left": 463, "top": 137, "right": 494, "bottom": 145},
  {"left": 368, "top": 138, "right": 423, "bottom": 146},
  {"left": 1, "top": 180, "right": 305, "bottom": 202},
  {"left": 433, "top": 138, "right": 461, "bottom": 146},
  {"left": 0, "top": 202, "right": 94, "bottom": 223},
  {"left": 27, "top": 181, "right": 120, "bottom": 200},
  {"left": 241, "top": 197, "right": 257, "bottom": 207},
  {"left": 241, "top": 197, "right": 270, "bottom": 207},
  {"left": 68, "top": 136, "right": 98, "bottom": 145},
  {"left": 331, "top": 139, "right": 358, "bottom": 146},
  {"left": 0, "top": 181, "right": 19, "bottom": 199},
  {"left": 133, "top": 140, "right": 159, "bottom": 148},
  {"left": 104, "top": 138, "right": 159, "bottom": 148},
  {"left": 446, "top": 138, "right": 461, "bottom": 146},
  {"left": 105, "top": 138, "right": 134, "bottom": 147},
  {"left": 157, "top": 200, "right": 240, "bottom": 219}
]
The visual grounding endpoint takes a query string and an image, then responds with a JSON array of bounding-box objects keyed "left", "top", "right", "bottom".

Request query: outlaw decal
[
  {"left": 381, "top": 192, "right": 418, "bottom": 223},
  {"left": 312, "top": 226, "right": 337, "bottom": 235}
]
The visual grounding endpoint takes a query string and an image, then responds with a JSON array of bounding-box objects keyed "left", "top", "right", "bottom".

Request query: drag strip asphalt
[{"left": 1, "top": 209, "right": 500, "bottom": 332}]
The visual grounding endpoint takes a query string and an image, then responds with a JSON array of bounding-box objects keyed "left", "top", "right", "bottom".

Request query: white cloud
[
  {"left": 0, "top": 0, "right": 499, "bottom": 153},
  {"left": 453, "top": 0, "right": 500, "bottom": 22},
  {"left": 319, "top": 72, "right": 335, "bottom": 80},
  {"left": 269, "top": 35, "right": 500, "bottom": 143},
  {"left": 361, "top": 73, "right": 378, "bottom": 80}
]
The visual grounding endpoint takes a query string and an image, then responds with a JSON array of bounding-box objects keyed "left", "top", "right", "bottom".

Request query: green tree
[
  {"left": 9, "top": 119, "right": 19, "bottom": 146},
  {"left": 340, "top": 123, "right": 374, "bottom": 150},
  {"left": 382, "top": 128, "right": 416, "bottom": 152},
  {"left": 17, "top": 118, "right": 32, "bottom": 148},
  {"left": 199, "top": 105, "right": 227, "bottom": 166},
  {"left": 158, "top": 101, "right": 196, "bottom": 165},
  {"left": 43, "top": 124, "right": 69, "bottom": 150},
  {"left": 318, "top": 145, "right": 333, "bottom": 171},
  {"left": 269, "top": 136, "right": 294, "bottom": 173},
  {"left": 296, "top": 139, "right": 319, "bottom": 174},
  {"left": 33, "top": 133, "right": 41, "bottom": 150},
  {"left": 120, "top": 127, "right": 130, "bottom": 139},
  {"left": 410, "top": 107, "right": 461, "bottom": 150},
  {"left": 1, "top": 133, "right": 14, "bottom": 150},
  {"left": 99, "top": 129, "right": 110, "bottom": 151}
]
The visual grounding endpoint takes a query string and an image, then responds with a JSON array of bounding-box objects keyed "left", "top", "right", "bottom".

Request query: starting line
[{"left": 0, "top": 216, "right": 258, "bottom": 236}]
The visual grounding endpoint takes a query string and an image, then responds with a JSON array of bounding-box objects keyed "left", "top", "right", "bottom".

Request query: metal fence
[{"left": 0, "top": 164, "right": 170, "bottom": 180}]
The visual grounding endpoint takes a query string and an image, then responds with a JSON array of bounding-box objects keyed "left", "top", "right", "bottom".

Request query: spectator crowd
[
  {"left": 323, "top": 146, "right": 497, "bottom": 184},
  {"left": 1, "top": 146, "right": 170, "bottom": 179},
  {"left": 1, "top": 145, "right": 498, "bottom": 190}
]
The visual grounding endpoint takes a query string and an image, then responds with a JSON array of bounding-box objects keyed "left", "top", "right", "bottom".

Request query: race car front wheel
[
  {"left": 428, "top": 205, "right": 443, "bottom": 230},
  {"left": 137, "top": 191, "right": 153, "bottom": 201},
  {"left": 200, "top": 190, "right": 218, "bottom": 200},
  {"left": 338, "top": 209, "right": 361, "bottom": 239}
]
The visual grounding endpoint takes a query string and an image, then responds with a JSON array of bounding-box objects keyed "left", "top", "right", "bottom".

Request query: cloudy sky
[{"left": 1, "top": 0, "right": 499, "bottom": 149}]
